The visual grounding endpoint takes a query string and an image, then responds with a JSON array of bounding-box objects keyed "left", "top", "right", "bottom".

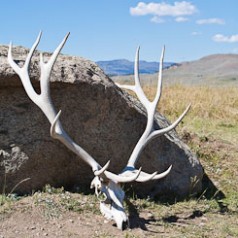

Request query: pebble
[{"left": 147, "top": 212, "right": 154, "bottom": 219}]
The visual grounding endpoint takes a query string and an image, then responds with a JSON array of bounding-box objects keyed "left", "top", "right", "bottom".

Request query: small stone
[{"left": 147, "top": 212, "right": 154, "bottom": 219}]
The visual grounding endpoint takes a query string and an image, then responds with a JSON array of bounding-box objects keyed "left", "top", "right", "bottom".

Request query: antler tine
[
  {"left": 151, "top": 165, "right": 172, "bottom": 180},
  {"left": 105, "top": 167, "right": 142, "bottom": 183},
  {"left": 134, "top": 46, "right": 150, "bottom": 107},
  {"left": 40, "top": 32, "right": 70, "bottom": 85},
  {"left": 117, "top": 46, "right": 150, "bottom": 109},
  {"left": 25, "top": 31, "right": 42, "bottom": 70},
  {"left": 8, "top": 33, "right": 42, "bottom": 101},
  {"left": 153, "top": 45, "right": 164, "bottom": 106},
  {"left": 146, "top": 103, "right": 191, "bottom": 143},
  {"left": 38, "top": 32, "right": 70, "bottom": 124},
  {"left": 136, "top": 165, "right": 172, "bottom": 182}
]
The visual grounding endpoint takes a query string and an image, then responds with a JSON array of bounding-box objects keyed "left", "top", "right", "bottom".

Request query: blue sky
[{"left": 0, "top": 0, "right": 237, "bottom": 62}]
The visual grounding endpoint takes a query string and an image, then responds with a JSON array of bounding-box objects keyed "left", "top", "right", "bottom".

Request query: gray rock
[{"left": 0, "top": 45, "right": 203, "bottom": 199}]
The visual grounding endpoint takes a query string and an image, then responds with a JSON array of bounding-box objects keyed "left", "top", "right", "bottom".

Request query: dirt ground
[
  {"left": 1, "top": 192, "right": 237, "bottom": 238},
  {"left": 0, "top": 194, "right": 227, "bottom": 238},
  {"left": 0, "top": 194, "right": 177, "bottom": 238}
]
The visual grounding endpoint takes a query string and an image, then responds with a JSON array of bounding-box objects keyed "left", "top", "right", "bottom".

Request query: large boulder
[{"left": 0, "top": 45, "right": 203, "bottom": 199}]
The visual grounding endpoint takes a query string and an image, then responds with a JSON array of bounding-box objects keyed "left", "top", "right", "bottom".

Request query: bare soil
[{"left": 0, "top": 194, "right": 179, "bottom": 238}]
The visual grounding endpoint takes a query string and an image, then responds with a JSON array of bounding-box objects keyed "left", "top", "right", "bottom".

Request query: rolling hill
[{"left": 110, "top": 54, "right": 238, "bottom": 86}]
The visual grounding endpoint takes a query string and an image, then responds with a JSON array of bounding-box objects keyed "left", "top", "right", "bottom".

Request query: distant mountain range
[{"left": 96, "top": 59, "right": 178, "bottom": 76}]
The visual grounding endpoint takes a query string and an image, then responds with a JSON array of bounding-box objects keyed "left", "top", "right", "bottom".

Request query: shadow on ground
[{"left": 125, "top": 172, "right": 227, "bottom": 231}]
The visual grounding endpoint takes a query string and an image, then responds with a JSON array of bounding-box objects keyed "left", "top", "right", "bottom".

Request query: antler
[
  {"left": 8, "top": 32, "right": 140, "bottom": 184},
  {"left": 116, "top": 46, "right": 191, "bottom": 182},
  {"left": 8, "top": 33, "right": 190, "bottom": 229}
]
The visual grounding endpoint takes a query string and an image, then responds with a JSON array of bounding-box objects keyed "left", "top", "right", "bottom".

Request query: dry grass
[{"left": 144, "top": 84, "right": 238, "bottom": 143}]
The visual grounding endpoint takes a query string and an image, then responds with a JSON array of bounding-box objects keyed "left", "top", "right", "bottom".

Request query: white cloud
[
  {"left": 130, "top": 1, "right": 197, "bottom": 23},
  {"left": 196, "top": 18, "right": 225, "bottom": 25},
  {"left": 175, "top": 17, "right": 189, "bottom": 22},
  {"left": 212, "top": 34, "right": 238, "bottom": 43}
]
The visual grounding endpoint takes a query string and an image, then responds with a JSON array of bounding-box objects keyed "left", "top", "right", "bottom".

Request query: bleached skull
[{"left": 91, "top": 176, "right": 128, "bottom": 230}]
